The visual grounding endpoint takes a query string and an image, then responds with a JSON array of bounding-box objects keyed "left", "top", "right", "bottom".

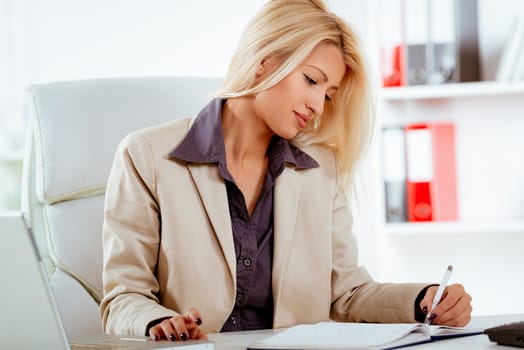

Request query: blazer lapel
[
  {"left": 272, "top": 166, "right": 304, "bottom": 309},
  {"left": 187, "top": 163, "right": 236, "bottom": 284}
]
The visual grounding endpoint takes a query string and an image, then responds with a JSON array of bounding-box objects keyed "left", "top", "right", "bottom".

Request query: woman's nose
[{"left": 306, "top": 92, "right": 324, "bottom": 117}]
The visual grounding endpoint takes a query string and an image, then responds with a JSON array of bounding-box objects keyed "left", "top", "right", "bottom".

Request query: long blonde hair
[{"left": 218, "top": 0, "right": 375, "bottom": 193}]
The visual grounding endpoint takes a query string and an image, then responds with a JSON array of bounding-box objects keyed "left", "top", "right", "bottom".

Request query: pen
[{"left": 424, "top": 265, "right": 453, "bottom": 325}]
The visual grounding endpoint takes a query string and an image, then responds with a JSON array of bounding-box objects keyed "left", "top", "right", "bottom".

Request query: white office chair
[{"left": 21, "top": 76, "right": 223, "bottom": 339}]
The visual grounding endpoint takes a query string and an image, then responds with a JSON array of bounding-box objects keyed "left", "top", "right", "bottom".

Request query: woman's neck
[{"left": 221, "top": 97, "right": 273, "bottom": 167}]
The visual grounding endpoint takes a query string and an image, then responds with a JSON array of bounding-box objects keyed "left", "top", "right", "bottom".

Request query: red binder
[
  {"left": 381, "top": 44, "right": 407, "bottom": 87},
  {"left": 404, "top": 123, "right": 458, "bottom": 222}
]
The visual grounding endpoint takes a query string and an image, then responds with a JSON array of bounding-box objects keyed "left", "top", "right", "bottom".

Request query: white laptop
[{"left": 0, "top": 212, "right": 214, "bottom": 350}]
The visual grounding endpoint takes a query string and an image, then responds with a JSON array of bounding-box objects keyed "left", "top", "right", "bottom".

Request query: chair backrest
[{"left": 21, "top": 76, "right": 223, "bottom": 339}]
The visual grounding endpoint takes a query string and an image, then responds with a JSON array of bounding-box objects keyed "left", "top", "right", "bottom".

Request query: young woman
[{"left": 101, "top": 0, "right": 472, "bottom": 342}]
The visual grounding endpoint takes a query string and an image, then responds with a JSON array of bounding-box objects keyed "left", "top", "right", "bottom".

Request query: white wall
[
  {"left": 16, "top": 0, "right": 266, "bottom": 82},
  {"left": 14, "top": 0, "right": 370, "bottom": 81}
]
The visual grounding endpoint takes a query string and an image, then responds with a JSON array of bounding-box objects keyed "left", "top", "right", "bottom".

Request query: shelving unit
[
  {"left": 380, "top": 81, "right": 524, "bottom": 100},
  {"left": 383, "top": 220, "right": 524, "bottom": 236},
  {"left": 354, "top": 0, "right": 524, "bottom": 316},
  {"left": 377, "top": 81, "right": 524, "bottom": 228},
  {"left": 368, "top": 80, "right": 524, "bottom": 316}
]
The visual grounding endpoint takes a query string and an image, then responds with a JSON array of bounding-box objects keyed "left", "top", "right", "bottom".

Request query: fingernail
[
  {"left": 151, "top": 335, "right": 158, "bottom": 341},
  {"left": 430, "top": 313, "right": 437, "bottom": 321},
  {"left": 422, "top": 306, "right": 428, "bottom": 314},
  {"left": 196, "top": 318, "right": 202, "bottom": 325},
  {"left": 169, "top": 334, "right": 176, "bottom": 341},
  {"left": 180, "top": 333, "right": 188, "bottom": 341}
]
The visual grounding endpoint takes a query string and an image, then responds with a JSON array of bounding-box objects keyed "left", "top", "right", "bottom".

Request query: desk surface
[{"left": 207, "top": 314, "right": 524, "bottom": 350}]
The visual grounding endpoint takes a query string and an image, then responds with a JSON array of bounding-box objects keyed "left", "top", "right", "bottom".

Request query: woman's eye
[{"left": 303, "top": 74, "right": 317, "bottom": 85}]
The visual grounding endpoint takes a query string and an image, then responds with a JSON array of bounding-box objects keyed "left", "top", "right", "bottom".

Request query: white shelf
[
  {"left": 379, "top": 81, "right": 524, "bottom": 101},
  {"left": 382, "top": 220, "right": 524, "bottom": 236}
]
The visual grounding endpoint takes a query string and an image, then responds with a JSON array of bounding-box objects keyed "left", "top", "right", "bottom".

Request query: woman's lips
[{"left": 294, "top": 111, "right": 309, "bottom": 129}]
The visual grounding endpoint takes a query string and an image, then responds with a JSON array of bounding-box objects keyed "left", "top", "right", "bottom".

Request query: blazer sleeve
[
  {"left": 100, "top": 132, "right": 178, "bottom": 336},
  {"left": 329, "top": 189, "right": 429, "bottom": 323}
]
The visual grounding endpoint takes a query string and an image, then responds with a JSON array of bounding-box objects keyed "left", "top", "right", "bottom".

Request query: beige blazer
[{"left": 100, "top": 117, "right": 427, "bottom": 336}]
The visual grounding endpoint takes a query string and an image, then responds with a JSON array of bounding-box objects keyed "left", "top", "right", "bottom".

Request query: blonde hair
[{"left": 217, "top": 0, "right": 375, "bottom": 193}]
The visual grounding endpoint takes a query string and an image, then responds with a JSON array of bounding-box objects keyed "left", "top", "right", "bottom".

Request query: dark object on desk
[{"left": 485, "top": 321, "right": 524, "bottom": 348}]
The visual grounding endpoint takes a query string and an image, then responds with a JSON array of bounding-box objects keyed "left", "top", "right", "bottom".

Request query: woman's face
[{"left": 253, "top": 43, "right": 346, "bottom": 139}]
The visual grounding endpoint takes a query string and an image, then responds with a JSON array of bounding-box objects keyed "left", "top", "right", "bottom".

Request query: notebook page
[
  {"left": 251, "top": 322, "right": 427, "bottom": 349},
  {"left": 428, "top": 324, "right": 484, "bottom": 339}
]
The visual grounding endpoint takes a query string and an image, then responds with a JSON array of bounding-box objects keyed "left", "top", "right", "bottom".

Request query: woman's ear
[
  {"left": 255, "top": 58, "right": 268, "bottom": 78},
  {"left": 255, "top": 56, "right": 279, "bottom": 85}
]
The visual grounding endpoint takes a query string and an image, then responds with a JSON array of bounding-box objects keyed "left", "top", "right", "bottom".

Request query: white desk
[{"left": 207, "top": 314, "right": 524, "bottom": 350}]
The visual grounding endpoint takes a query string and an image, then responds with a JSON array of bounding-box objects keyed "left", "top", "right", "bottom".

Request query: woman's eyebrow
[
  {"left": 306, "top": 64, "right": 328, "bottom": 81},
  {"left": 306, "top": 64, "right": 339, "bottom": 90}
]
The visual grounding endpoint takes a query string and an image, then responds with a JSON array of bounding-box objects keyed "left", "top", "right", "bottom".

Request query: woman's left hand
[{"left": 420, "top": 283, "right": 472, "bottom": 326}]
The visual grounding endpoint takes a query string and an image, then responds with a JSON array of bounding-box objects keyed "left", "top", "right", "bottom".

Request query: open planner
[{"left": 247, "top": 321, "right": 484, "bottom": 350}]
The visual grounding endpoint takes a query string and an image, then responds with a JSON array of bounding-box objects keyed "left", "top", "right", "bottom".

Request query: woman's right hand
[{"left": 149, "top": 308, "right": 208, "bottom": 341}]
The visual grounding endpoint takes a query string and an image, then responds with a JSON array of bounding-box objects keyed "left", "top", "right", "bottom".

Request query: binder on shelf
[
  {"left": 513, "top": 51, "right": 524, "bottom": 81},
  {"left": 377, "top": 0, "right": 482, "bottom": 87},
  {"left": 405, "top": 122, "right": 458, "bottom": 222},
  {"left": 381, "top": 44, "right": 406, "bottom": 87},
  {"left": 378, "top": 0, "right": 406, "bottom": 87},
  {"left": 454, "top": 0, "right": 481, "bottom": 82},
  {"left": 381, "top": 126, "right": 407, "bottom": 222},
  {"left": 404, "top": 0, "right": 457, "bottom": 85},
  {"left": 495, "top": 17, "right": 524, "bottom": 82}
]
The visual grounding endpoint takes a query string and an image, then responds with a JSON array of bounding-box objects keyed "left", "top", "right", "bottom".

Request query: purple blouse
[{"left": 170, "top": 99, "right": 318, "bottom": 331}]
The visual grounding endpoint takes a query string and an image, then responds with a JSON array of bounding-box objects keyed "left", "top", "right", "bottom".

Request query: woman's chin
[{"left": 282, "top": 129, "right": 301, "bottom": 140}]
